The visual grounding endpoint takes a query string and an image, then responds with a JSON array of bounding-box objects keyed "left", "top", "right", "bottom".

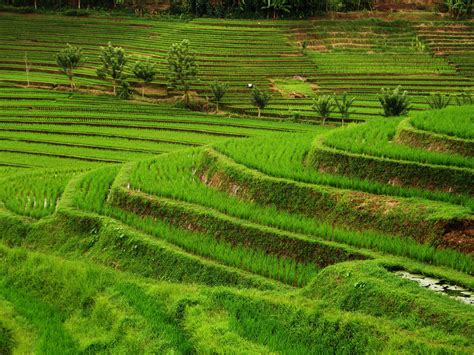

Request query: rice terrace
[{"left": 0, "top": 0, "right": 473, "bottom": 352}]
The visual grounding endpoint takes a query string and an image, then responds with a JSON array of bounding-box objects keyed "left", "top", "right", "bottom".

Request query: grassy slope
[{"left": 0, "top": 13, "right": 473, "bottom": 353}]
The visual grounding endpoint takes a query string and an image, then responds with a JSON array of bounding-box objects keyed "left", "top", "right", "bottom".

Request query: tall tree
[
  {"left": 55, "top": 44, "right": 84, "bottom": 91},
  {"left": 97, "top": 42, "right": 128, "bottom": 96},
  {"left": 132, "top": 58, "right": 157, "bottom": 98},
  {"left": 166, "top": 40, "right": 198, "bottom": 105}
]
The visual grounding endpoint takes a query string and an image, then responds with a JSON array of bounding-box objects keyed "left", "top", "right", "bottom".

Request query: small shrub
[
  {"left": 300, "top": 40, "right": 308, "bottom": 55},
  {"left": 445, "top": 0, "right": 470, "bottom": 19},
  {"left": 55, "top": 44, "right": 84, "bottom": 91},
  {"left": 411, "top": 36, "right": 426, "bottom": 52},
  {"left": 312, "top": 95, "right": 335, "bottom": 125},
  {"left": 63, "top": 9, "right": 90, "bottom": 16},
  {"left": 97, "top": 42, "right": 128, "bottom": 96},
  {"left": 117, "top": 80, "right": 133, "bottom": 100},
  {"left": 426, "top": 92, "right": 451, "bottom": 109},
  {"left": 0, "top": 5, "right": 36, "bottom": 13},
  {"left": 250, "top": 87, "right": 271, "bottom": 118},
  {"left": 166, "top": 39, "right": 198, "bottom": 105},
  {"left": 132, "top": 58, "right": 157, "bottom": 98},
  {"left": 209, "top": 81, "right": 229, "bottom": 112},
  {"left": 0, "top": 323, "right": 15, "bottom": 355},
  {"left": 378, "top": 86, "right": 411, "bottom": 117},
  {"left": 334, "top": 92, "right": 356, "bottom": 125},
  {"left": 455, "top": 92, "right": 473, "bottom": 106}
]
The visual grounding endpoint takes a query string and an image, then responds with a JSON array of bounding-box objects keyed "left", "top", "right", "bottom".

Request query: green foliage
[
  {"left": 411, "top": 105, "right": 474, "bottom": 140},
  {"left": 334, "top": 92, "right": 356, "bottom": 125},
  {"left": 261, "top": 0, "right": 292, "bottom": 19},
  {"left": 209, "top": 81, "right": 229, "bottom": 112},
  {"left": 55, "top": 44, "right": 84, "bottom": 91},
  {"left": 411, "top": 36, "right": 426, "bottom": 53},
  {"left": 378, "top": 86, "right": 411, "bottom": 117},
  {"left": 0, "top": 322, "right": 15, "bottom": 355},
  {"left": 426, "top": 92, "right": 451, "bottom": 109},
  {"left": 455, "top": 91, "right": 473, "bottom": 106},
  {"left": 118, "top": 79, "right": 133, "bottom": 100},
  {"left": 445, "top": 0, "right": 470, "bottom": 19},
  {"left": 166, "top": 39, "right": 198, "bottom": 105},
  {"left": 250, "top": 87, "right": 271, "bottom": 118},
  {"left": 312, "top": 95, "right": 335, "bottom": 125},
  {"left": 300, "top": 40, "right": 308, "bottom": 54},
  {"left": 97, "top": 42, "right": 128, "bottom": 96},
  {"left": 132, "top": 58, "right": 157, "bottom": 98}
]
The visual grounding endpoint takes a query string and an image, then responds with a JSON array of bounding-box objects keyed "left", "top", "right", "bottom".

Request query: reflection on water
[{"left": 395, "top": 271, "right": 473, "bottom": 306}]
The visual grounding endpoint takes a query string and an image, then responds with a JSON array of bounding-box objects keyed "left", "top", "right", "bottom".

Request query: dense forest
[{"left": 0, "top": 0, "right": 473, "bottom": 18}]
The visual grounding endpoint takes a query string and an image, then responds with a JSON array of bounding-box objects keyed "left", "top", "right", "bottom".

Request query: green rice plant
[
  {"left": 411, "top": 105, "right": 474, "bottom": 140},
  {"left": 323, "top": 117, "right": 474, "bottom": 169},
  {"left": 115, "top": 150, "right": 473, "bottom": 273}
]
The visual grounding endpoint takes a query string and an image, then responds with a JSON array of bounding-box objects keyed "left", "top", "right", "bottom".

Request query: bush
[
  {"left": 0, "top": 323, "right": 15, "bottom": 355},
  {"left": 0, "top": 4, "right": 36, "bottom": 13},
  {"left": 455, "top": 92, "right": 473, "bottom": 106},
  {"left": 334, "top": 92, "right": 356, "bottom": 125},
  {"left": 117, "top": 80, "right": 133, "bottom": 100},
  {"left": 312, "top": 95, "right": 335, "bottom": 125},
  {"left": 250, "top": 87, "right": 271, "bottom": 118},
  {"left": 63, "top": 9, "right": 90, "bottom": 16},
  {"left": 426, "top": 92, "right": 451, "bottom": 109},
  {"left": 378, "top": 86, "right": 411, "bottom": 117}
]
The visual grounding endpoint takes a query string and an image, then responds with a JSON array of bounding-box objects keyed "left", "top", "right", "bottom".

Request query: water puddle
[{"left": 395, "top": 271, "right": 474, "bottom": 306}]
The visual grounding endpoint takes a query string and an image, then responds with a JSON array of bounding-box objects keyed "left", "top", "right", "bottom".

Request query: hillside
[{"left": 0, "top": 12, "right": 473, "bottom": 354}]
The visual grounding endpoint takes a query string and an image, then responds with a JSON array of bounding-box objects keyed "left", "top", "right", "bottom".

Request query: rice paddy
[{"left": 0, "top": 10, "right": 473, "bottom": 354}]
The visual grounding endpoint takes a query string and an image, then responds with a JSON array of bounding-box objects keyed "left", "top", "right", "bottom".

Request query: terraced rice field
[{"left": 0, "top": 12, "right": 473, "bottom": 354}]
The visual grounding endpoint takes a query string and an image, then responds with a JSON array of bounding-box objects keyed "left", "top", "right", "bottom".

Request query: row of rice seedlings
[
  {"left": 216, "top": 133, "right": 474, "bottom": 209},
  {"left": 72, "top": 167, "right": 319, "bottom": 287},
  {"left": 308, "top": 52, "right": 455, "bottom": 74},
  {"left": 125, "top": 149, "right": 473, "bottom": 273},
  {"left": 323, "top": 117, "right": 474, "bottom": 169},
  {"left": 0, "top": 169, "right": 78, "bottom": 218},
  {"left": 0, "top": 151, "right": 105, "bottom": 170},
  {"left": 410, "top": 105, "right": 474, "bottom": 140},
  {"left": 0, "top": 139, "right": 159, "bottom": 162}
]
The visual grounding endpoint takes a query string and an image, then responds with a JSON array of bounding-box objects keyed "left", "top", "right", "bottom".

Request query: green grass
[
  {"left": 323, "top": 117, "right": 474, "bottom": 169},
  {"left": 0, "top": 13, "right": 473, "bottom": 353},
  {"left": 411, "top": 105, "right": 474, "bottom": 140}
]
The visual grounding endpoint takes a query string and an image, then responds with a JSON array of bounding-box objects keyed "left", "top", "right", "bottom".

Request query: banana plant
[{"left": 261, "top": 0, "right": 291, "bottom": 19}]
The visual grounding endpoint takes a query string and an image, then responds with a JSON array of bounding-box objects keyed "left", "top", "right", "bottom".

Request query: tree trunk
[
  {"left": 78, "top": 0, "right": 81, "bottom": 9},
  {"left": 69, "top": 76, "right": 74, "bottom": 91},
  {"left": 142, "top": 83, "right": 145, "bottom": 98},
  {"left": 216, "top": 101, "right": 219, "bottom": 113},
  {"left": 34, "top": 0, "right": 37, "bottom": 10},
  {"left": 113, "top": 83, "right": 116, "bottom": 96},
  {"left": 257, "top": 107, "right": 261, "bottom": 118}
]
